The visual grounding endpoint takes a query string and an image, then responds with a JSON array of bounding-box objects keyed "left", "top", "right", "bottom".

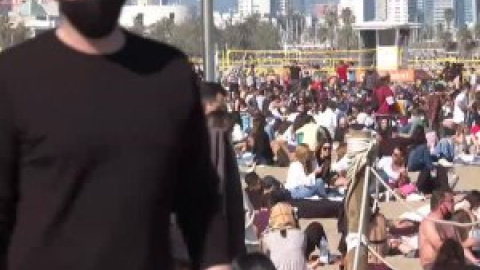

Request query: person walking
[{"left": 0, "top": 1, "right": 230, "bottom": 270}]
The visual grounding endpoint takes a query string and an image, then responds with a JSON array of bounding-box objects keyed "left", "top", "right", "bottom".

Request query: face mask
[{"left": 60, "top": 0, "right": 126, "bottom": 39}]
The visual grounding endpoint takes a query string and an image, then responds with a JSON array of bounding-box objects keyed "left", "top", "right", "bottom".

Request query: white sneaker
[
  {"left": 449, "top": 174, "right": 460, "bottom": 190},
  {"left": 438, "top": 158, "right": 454, "bottom": 168}
]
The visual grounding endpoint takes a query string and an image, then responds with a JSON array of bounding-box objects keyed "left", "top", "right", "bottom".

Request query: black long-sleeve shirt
[{"left": 0, "top": 30, "right": 228, "bottom": 270}]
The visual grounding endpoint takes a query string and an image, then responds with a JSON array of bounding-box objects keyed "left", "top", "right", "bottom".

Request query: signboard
[{"left": 376, "top": 46, "right": 400, "bottom": 71}]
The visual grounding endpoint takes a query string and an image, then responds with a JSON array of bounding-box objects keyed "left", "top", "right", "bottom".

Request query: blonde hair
[
  {"left": 293, "top": 144, "right": 313, "bottom": 174},
  {"left": 269, "top": 203, "right": 296, "bottom": 230}
]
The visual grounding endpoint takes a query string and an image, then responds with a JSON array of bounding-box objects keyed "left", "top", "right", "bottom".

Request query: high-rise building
[
  {"left": 457, "top": 0, "right": 477, "bottom": 26},
  {"left": 423, "top": 0, "right": 434, "bottom": 25},
  {"left": 375, "top": 0, "right": 388, "bottom": 21},
  {"left": 305, "top": 0, "right": 338, "bottom": 16},
  {"left": 290, "top": 0, "right": 306, "bottom": 13},
  {"left": 340, "top": 0, "right": 374, "bottom": 23},
  {"left": 363, "top": 0, "right": 375, "bottom": 21},
  {"left": 432, "top": 0, "right": 454, "bottom": 27},
  {"left": 238, "top": 0, "right": 272, "bottom": 16},
  {"left": 408, "top": 0, "right": 418, "bottom": 22},
  {"left": 456, "top": 0, "right": 467, "bottom": 27},
  {"left": 387, "top": 0, "right": 409, "bottom": 23},
  {"left": 416, "top": 0, "right": 425, "bottom": 23},
  {"left": 277, "top": 0, "right": 291, "bottom": 15}
]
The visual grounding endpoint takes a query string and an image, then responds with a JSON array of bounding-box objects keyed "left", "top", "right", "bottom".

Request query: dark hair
[
  {"left": 251, "top": 116, "right": 266, "bottom": 138},
  {"left": 245, "top": 172, "right": 260, "bottom": 187},
  {"left": 431, "top": 190, "right": 452, "bottom": 210},
  {"left": 206, "top": 110, "right": 234, "bottom": 131},
  {"left": 292, "top": 113, "right": 314, "bottom": 133},
  {"left": 411, "top": 125, "right": 427, "bottom": 146},
  {"left": 452, "top": 210, "right": 472, "bottom": 242},
  {"left": 432, "top": 239, "right": 465, "bottom": 267},
  {"left": 232, "top": 253, "right": 276, "bottom": 270},
  {"left": 262, "top": 176, "right": 282, "bottom": 191},
  {"left": 200, "top": 82, "right": 227, "bottom": 102},
  {"left": 393, "top": 146, "right": 406, "bottom": 158},
  {"left": 464, "top": 190, "right": 480, "bottom": 209},
  {"left": 268, "top": 188, "right": 292, "bottom": 207}
]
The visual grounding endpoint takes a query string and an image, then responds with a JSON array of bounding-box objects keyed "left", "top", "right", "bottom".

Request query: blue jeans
[
  {"left": 265, "top": 124, "right": 275, "bottom": 141},
  {"left": 433, "top": 138, "right": 454, "bottom": 162},
  {"left": 408, "top": 144, "right": 434, "bottom": 172},
  {"left": 289, "top": 179, "right": 327, "bottom": 199}
]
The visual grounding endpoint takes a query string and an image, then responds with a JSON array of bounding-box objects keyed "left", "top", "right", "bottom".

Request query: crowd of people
[{"left": 186, "top": 60, "right": 480, "bottom": 270}]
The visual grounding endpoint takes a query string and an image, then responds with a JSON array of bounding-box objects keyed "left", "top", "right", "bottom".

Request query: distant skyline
[
  {"left": 166, "top": 0, "right": 237, "bottom": 12},
  {"left": 164, "top": 0, "right": 340, "bottom": 13}
]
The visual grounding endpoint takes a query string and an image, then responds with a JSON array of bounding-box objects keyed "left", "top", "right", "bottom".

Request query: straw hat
[{"left": 269, "top": 203, "right": 296, "bottom": 230}]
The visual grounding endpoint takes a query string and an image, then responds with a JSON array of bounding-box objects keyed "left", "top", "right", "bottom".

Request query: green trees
[
  {"left": 457, "top": 26, "right": 473, "bottom": 56},
  {"left": 325, "top": 9, "right": 338, "bottom": 49},
  {"left": 145, "top": 15, "right": 281, "bottom": 55},
  {"left": 444, "top": 8, "right": 454, "bottom": 32},
  {"left": 338, "top": 7, "right": 356, "bottom": 50},
  {"left": 0, "top": 16, "right": 30, "bottom": 49}
]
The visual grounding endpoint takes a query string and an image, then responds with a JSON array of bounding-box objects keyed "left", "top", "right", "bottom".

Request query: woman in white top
[{"left": 285, "top": 144, "right": 327, "bottom": 199}]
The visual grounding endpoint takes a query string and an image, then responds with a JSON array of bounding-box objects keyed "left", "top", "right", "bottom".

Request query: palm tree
[
  {"left": 440, "top": 31, "right": 453, "bottom": 51},
  {"left": 325, "top": 8, "right": 339, "bottom": 49},
  {"left": 444, "top": 8, "right": 454, "bottom": 32},
  {"left": 457, "top": 26, "right": 473, "bottom": 56},
  {"left": 148, "top": 17, "right": 174, "bottom": 43},
  {"left": 340, "top": 8, "right": 354, "bottom": 26},
  {"left": 339, "top": 7, "right": 355, "bottom": 50},
  {"left": 474, "top": 23, "right": 480, "bottom": 40},
  {"left": 436, "top": 23, "right": 444, "bottom": 40},
  {"left": 130, "top": 13, "right": 145, "bottom": 36},
  {"left": 309, "top": 24, "right": 328, "bottom": 44},
  {"left": 10, "top": 22, "right": 29, "bottom": 46}
]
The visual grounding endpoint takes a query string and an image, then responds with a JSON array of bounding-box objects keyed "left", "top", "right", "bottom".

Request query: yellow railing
[
  {"left": 211, "top": 49, "right": 378, "bottom": 74},
  {"left": 192, "top": 49, "right": 480, "bottom": 75}
]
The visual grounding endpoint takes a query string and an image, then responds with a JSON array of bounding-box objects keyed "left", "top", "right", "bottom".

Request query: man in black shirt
[
  {"left": 286, "top": 61, "right": 302, "bottom": 93},
  {"left": 0, "top": 1, "right": 230, "bottom": 270}
]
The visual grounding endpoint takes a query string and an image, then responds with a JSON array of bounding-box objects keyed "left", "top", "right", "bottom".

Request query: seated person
[
  {"left": 261, "top": 202, "right": 310, "bottom": 270},
  {"left": 451, "top": 209, "right": 480, "bottom": 264},
  {"left": 330, "top": 142, "right": 350, "bottom": 189},
  {"left": 419, "top": 190, "right": 457, "bottom": 269},
  {"left": 248, "top": 117, "right": 274, "bottom": 166},
  {"left": 377, "top": 146, "right": 417, "bottom": 198},
  {"left": 314, "top": 140, "right": 334, "bottom": 187},
  {"left": 398, "top": 107, "right": 424, "bottom": 138},
  {"left": 284, "top": 144, "right": 327, "bottom": 199},
  {"left": 244, "top": 172, "right": 268, "bottom": 211}
]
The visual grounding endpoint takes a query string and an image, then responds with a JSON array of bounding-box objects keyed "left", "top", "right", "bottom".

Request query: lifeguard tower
[{"left": 354, "top": 22, "right": 420, "bottom": 71}]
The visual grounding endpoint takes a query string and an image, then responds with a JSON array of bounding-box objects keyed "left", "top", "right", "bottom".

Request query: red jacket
[{"left": 375, "top": 86, "right": 395, "bottom": 115}]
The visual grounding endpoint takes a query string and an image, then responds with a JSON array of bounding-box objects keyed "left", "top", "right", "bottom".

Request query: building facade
[
  {"left": 340, "top": 0, "right": 369, "bottom": 23},
  {"left": 387, "top": 0, "right": 408, "bottom": 23},
  {"left": 119, "top": 4, "right": 191, "bottom": 27},
  {"left": 375, "top": 0, "right": 388, "bottom": 21},
  {"left": 238, "top": 0, "right": 272, "bottom": 17},
  {"left": 455, "top": 0, "right": 477, "bottom": 27},
  {"left": 432, "top": 0, "right": 454, "bottom": 27},
  {"left": 277, "top": 0, "right": 291, "bottom": 15}
]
